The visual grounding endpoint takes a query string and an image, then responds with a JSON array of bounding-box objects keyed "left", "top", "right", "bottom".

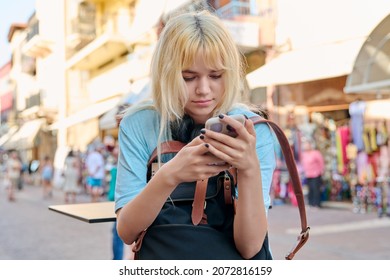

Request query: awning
[
  {"left": 246, "top": 37, "right": 366, "bottom": 89},
  {"left": 344, "top": 14, "right": 390, "bottom": 94},
  {"left": 0, "top": 126, "right": 18, "bottom": 148},
  {"left": 49, "top": 97, "right": 120, "bottom": 130},
  {"left": 3, "top": 119, "right": 45, "bottom": 150}
]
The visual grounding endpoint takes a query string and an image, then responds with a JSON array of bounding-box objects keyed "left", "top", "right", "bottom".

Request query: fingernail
[
  {"left": 244, "top": 115, "right": 249, "bottom": 119},
  {"left": 218, "top": 114, "right": 224, "bottom": 119},
  {"left": 204, "top": 143, "right": 209, "bottom": 148},
  {"left": 200, "top": 129, "right": 206, "bottom": 134},
  {"left": 200, "top": 135, "right": 205, "bottom": 140}
]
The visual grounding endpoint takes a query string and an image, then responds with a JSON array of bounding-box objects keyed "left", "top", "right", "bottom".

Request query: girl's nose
[{"left": 195, "top": 78, "right": 211, "bottom": 95}]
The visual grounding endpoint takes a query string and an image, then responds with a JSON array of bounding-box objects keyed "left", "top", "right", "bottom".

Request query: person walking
[
  {"left": 5, "top": 150, "right": 22, "bottom": 201},
  {"left": 40, "top": 155, "right": 54, "bottom": 199},
  {"left": 62, "top": 150, "right": 81, "bottom": 203},
  {"left": 85, "top": 143, "right": 105, "bottom": 202},
  {"left": 301, "top": 139, "right": 325, "bottom": 208},
  {"left": 115, "top": 10, "right": 276, "bottom": 260}
]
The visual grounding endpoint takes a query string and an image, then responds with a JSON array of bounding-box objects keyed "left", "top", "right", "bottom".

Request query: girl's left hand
[{"left": 200, "top": 115, "right": 259, "bottom": 171}]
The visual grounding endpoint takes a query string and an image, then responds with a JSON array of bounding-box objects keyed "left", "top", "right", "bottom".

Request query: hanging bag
[{"left": 132, "top": 116, "right": 310, "bottom": 260}]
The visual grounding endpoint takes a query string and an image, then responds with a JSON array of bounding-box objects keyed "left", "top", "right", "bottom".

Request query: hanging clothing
[
  {"left": 336, "top": 126, "right": 350, "bottom": 175},
  {"left": 349, "top": 100, "right": 366, "bottom": 151}
]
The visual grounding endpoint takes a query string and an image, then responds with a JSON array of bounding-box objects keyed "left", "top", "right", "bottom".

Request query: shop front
[{"left": 245, "top": 13, "right": 390, "bottom": 213}]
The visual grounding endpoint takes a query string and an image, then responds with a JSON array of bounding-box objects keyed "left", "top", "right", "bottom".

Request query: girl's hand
[
  {"left": 199, "top": 115, "right": 259, "bottom": 173},
  {"left": 160, "top": 136, "right": 229, "bottom": 185}
]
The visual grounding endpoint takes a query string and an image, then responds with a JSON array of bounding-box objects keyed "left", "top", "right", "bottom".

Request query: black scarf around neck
[{"left": 170, "top": 114, "right": 204, "bottom": 144}]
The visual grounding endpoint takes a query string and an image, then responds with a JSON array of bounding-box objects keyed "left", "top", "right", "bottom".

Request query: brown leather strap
[
  {"left": 223, "top": 173, "right": 233, "bottom": 205},
  {"left": 149, "top": 141, "right": 208, "bottom": 226},
  {"left": 148, "top": 141, "right": 186, "bottom": 165},
  {"left": 228, "top": 166, "right": 237, "bottom": 185},
  {"left": 250, "top": 115, "right": 310, "bottom": 260},
  {"left": 192, "top": 179, "right": 208, "bottom": 225}
]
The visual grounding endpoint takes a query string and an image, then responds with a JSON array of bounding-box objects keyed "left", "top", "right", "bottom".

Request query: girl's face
[{"left": 182, "top": 52, "right": 225, "bottom": 124}]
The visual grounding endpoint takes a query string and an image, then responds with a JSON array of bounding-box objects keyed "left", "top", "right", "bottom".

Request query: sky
[{"left": 0, "top": 0, "right": 36, "bottom": 67}]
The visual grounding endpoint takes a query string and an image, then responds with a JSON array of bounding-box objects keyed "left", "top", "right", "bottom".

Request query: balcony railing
[
  {"left": 25, "top": 20, "right": 39, "bottom": 42},
  {"left": 216, "top": 1, "right": 252, "bottom": 19},
  {"left": 25, "top": 92, "right": 41, "bottom": 109}
]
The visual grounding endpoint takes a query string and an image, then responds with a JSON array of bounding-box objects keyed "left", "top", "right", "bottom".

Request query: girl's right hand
[{"left": 160, "top": 136, "right": 229, "bottom": 185}]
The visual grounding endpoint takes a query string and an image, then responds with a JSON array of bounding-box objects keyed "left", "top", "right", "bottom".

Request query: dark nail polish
[
  {"left": 226, "top": 125, "right": 235, "bottom": 132},
  {"left": 218, "top": 114, "right": 224, "bottom": 119},
  {"left": 200, "top": 129, "right": 206, "bottom": 134},
  {"left": 204, "top": 143, "right": 209, "bottom": 148},
  {"left": 244, "top": 115, "right": 249, "bottom": 119},
  {"left": 200, "top": 135, "right": 205, "bottom": 140}
]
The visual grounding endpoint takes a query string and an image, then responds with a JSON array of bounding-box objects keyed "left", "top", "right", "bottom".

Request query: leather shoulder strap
[
  {"left": 250, "top": 115, "right": 310, "bottom": 260},
  {"left": 148, "top": 141, "right": 186, "bottom": 165}
]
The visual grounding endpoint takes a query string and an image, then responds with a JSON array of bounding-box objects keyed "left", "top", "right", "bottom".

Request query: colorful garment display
[{"left": 349, "top": 100, "right": 366, "bottom": 151}]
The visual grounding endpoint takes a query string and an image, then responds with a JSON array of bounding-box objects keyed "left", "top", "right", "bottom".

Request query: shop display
[{"left": 271, "top": 108, "right": 390, "bottom": 216}]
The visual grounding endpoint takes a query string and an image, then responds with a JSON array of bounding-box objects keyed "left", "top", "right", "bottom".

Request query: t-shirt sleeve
[
  {"left": 254, "top": 122, "right": 277, "bottom": 212},
  {"left": 114, "top": 110, "right": 159, "bottom": 213}
]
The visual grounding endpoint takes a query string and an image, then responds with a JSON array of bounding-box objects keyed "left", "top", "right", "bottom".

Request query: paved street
[
  {"left": 268, "top": 202, "right": 390, "bottom": 260},
  {"left": 0, "top": 183, "right": 114, "bottom": 260},
  {"left": 1, "top": 182, "right": 390, "bottom": 260}
]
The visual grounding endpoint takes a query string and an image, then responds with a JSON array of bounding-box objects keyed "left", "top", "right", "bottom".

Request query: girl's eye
[
  {"left": 183, "top": 76, "right": 195, "bottom": 82},
  {"left": 210, "top": 74, "right": 222, "bottom": 79}
]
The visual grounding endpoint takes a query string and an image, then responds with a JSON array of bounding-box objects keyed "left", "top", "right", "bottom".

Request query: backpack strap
[
  {"left": 192, "top": 179, "right": 208, "bottom": 225},
  {"left": 249, "top": 115, "right": 310, "bottom": 260},
  {"left": 147, "top": 140, "right": 207, "bottom": 225},
  {"left": 148, "top": 141, "right": 185, "bottom": 165}
]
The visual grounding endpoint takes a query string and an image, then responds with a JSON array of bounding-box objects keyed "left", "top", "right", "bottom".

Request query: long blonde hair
[{"left": 150, "top": 10, "right": 246, "bottom": 143}]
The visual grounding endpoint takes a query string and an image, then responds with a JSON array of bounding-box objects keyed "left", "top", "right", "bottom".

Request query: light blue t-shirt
[{"left": 115, "top": 105, "right": 277, "bottom": 213}]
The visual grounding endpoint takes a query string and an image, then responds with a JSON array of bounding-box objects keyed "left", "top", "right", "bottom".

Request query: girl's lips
[{"left": 193, "top": 99, "right": 213, "bottom": 106}]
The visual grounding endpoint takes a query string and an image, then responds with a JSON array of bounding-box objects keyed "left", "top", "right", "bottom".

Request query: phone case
[{"left": 205, "top": 115, "right": 245, "bottom": 137}]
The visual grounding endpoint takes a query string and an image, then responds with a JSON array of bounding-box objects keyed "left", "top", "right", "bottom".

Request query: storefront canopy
[
  {"left": 344, "top": 14, "right": 390, "bottom": 94},
  {"left": 0, "top": 126, "right": 18, "bottom": 148},
  {"left": 3, "top": 119, "right": 45, "bottom": 150},
  {"left": 246, "top": 37, "right": 366, "bottom": 89}
]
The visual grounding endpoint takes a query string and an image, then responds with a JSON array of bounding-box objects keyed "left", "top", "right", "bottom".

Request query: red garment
[
  {"left": 338, "top": 126, "right": 350, "bottom": 175},
  {"left": 301, "top": 149, "right": 325, "bottom": 178}
]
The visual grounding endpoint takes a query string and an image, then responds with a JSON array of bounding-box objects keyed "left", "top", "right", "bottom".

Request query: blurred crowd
[{"left": 0, "top": 135, "right": 119, "bottom": 204}]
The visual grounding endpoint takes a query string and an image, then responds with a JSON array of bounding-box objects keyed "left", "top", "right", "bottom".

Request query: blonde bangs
[{"left": 150, "top": 10, "right": 246, "bottom": 147}]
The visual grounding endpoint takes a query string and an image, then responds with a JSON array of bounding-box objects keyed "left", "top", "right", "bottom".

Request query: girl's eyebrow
[
  {"left": 182, "top": 69, "right": 197, "bottom": 74},
  {"left": 182, "top": 69, "right": 223, "bottom": 74}
]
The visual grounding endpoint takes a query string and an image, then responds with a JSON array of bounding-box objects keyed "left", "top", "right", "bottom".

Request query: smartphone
[{"left": 205, "top": 114, "right": 245, "bottom": 137}]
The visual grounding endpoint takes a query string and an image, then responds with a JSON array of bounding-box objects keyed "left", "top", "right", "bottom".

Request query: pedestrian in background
[
  {"left": 40, "top": 155, "right": 54, "bottom": 199},
  {"left": 62, "top": 150, "right": 81, "bottom": 203},
  {"left": 301, "top": 139, "right": 325, "bottom": 208},
  {"left": 85, "top": 143, "right": 105, "bottom": 202},
  {"left": 5, "top": 150, "right": 22, "bottom": 201}
]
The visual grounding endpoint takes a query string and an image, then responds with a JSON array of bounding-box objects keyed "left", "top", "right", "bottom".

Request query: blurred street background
[
  {"left": 1, "top": 0, "right": 390, "bottom": 261},
  {"left": 1, "top": 182, "right": 389, "bottom": 260}
]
